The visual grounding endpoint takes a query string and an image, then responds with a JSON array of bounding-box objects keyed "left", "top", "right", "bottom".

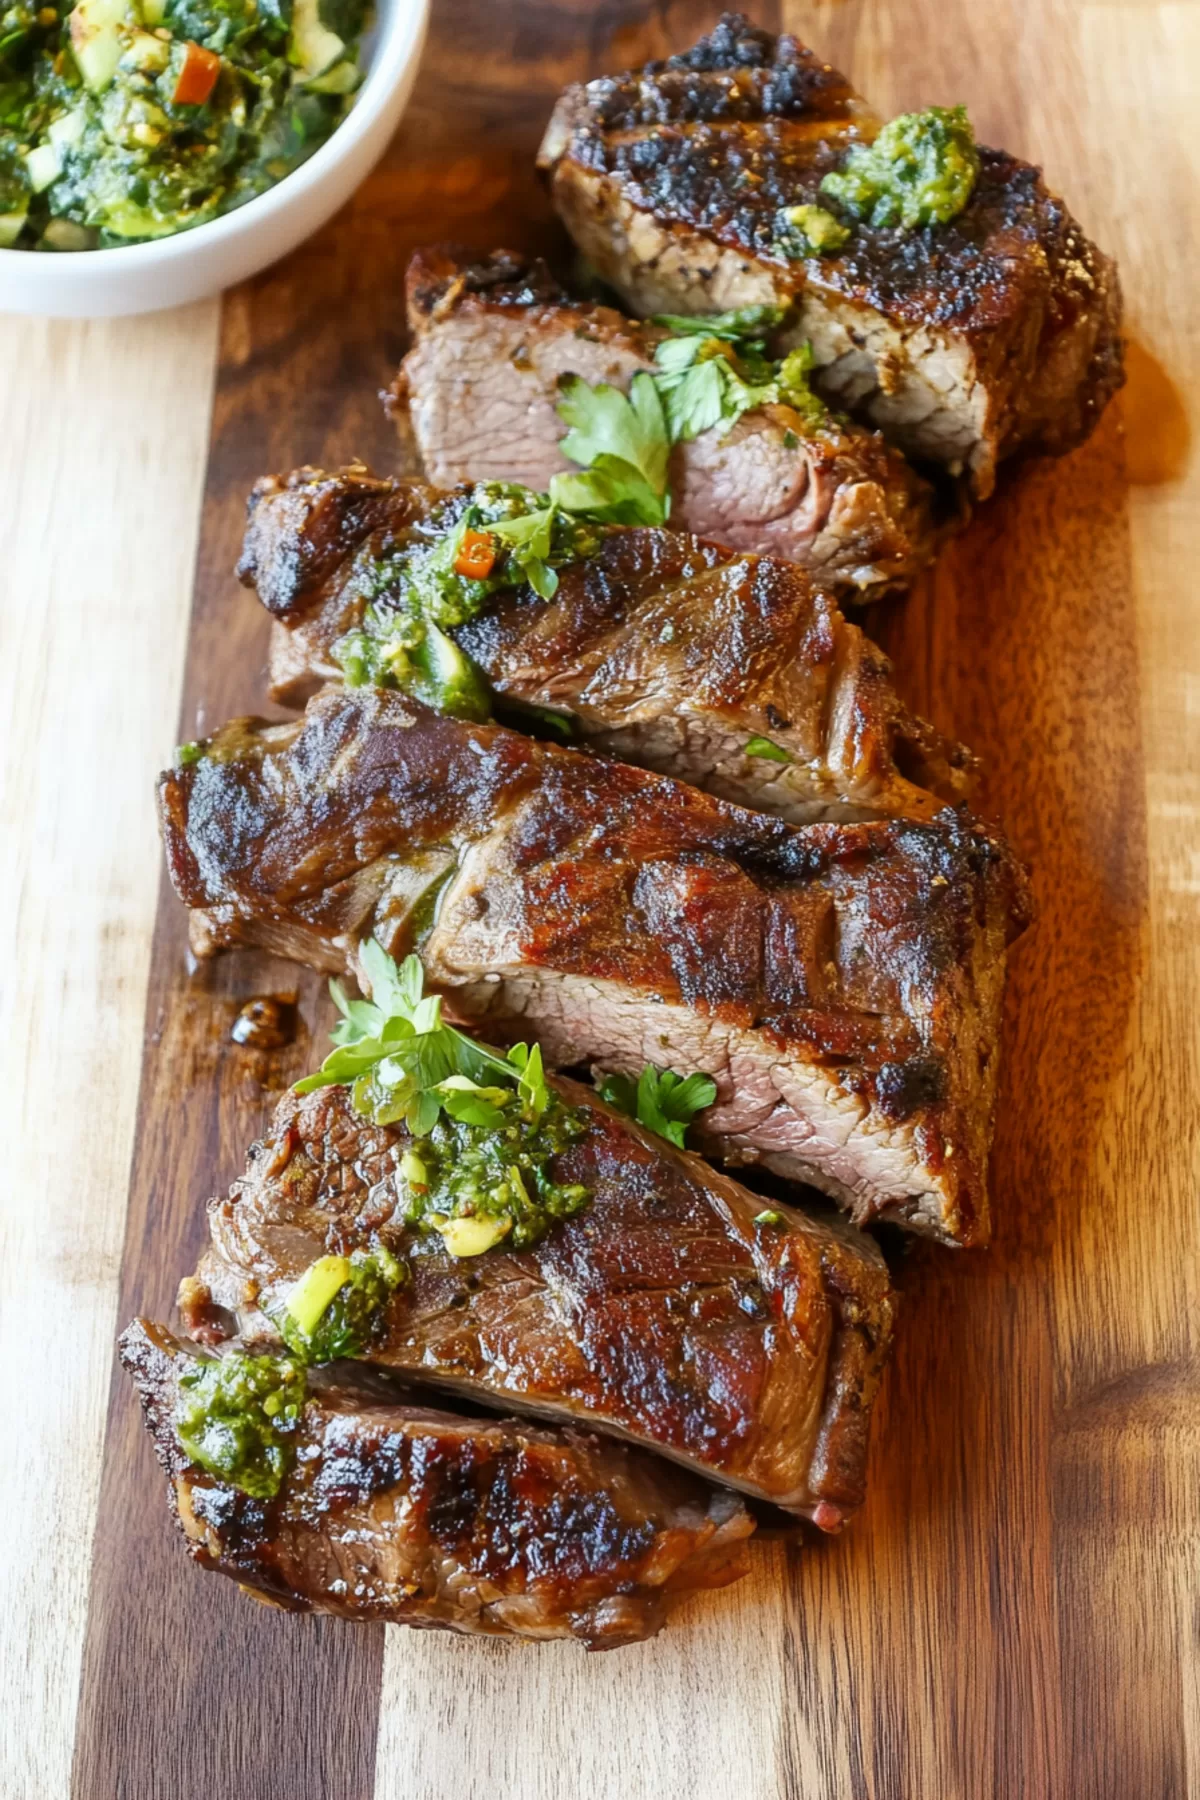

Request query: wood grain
[
  {"left": 0, "top": 303, "right": 219, "bottom": 1799},
  {"left": 12, "top": 0, "right": 1192, "bottom": 1795}
]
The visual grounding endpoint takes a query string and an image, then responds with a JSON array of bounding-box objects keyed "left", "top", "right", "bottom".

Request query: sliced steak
[
  {"left": 158, "top": 687, "right": 1030, "bottom": 1244},
  {"left": 120, "top": 1319, "right": 753, "bottom": 1647},
  {"left": 538, "top": 13, "right": 1123, "bottom": 497},
  {"left": 182, "top": 1080, "right": 896, "bottom": 1526},
  {"left": 239, "top": 466, "right": 975, "bottom": 827},
  {"left": 395, "top": 244, "right": 936, "bottom": 594}
]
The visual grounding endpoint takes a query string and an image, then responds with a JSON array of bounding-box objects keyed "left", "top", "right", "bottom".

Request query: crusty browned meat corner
[
  {"left": 396, "top": 245, "right": 937, "bottom": 595},
  {"left": 538, "top": 13, "right": 1123, "bottom": 497},
  {"left": 157, "top": 687, "right": 1031, "bottom": 1246},
  {"left": 239, "top": 465, "right": 976, "bottom": 827},
  {"left": 183, "top": 1078, "right": 896, "bottom": 1526},
  {"left": 120, "top": 1319, "right": 754, "bottom": 1647}
]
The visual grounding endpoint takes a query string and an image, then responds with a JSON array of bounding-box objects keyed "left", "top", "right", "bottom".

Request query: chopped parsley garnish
[
  {"left": 550, "top": 370, "right": 673, "bottom": 526},
  {"left": 650, "top": 306, "right": 828, "bottom": 439},
  {"left": 294, "top": 941, "right": 588, "bottom": 1255},
  {"left": 784, "top": 203, "right": 851, "bottom": 255},
  {"left": 175, "top": 1348, "right": 306, "bottom": 1499},
  {"left": 597, "top": 1064, "right": 717, "bottom": 1151},
  {"left": 820, "top": 105, "right": 979, "bottom": 230}
]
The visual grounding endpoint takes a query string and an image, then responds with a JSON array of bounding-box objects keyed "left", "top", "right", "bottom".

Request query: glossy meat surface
[
  {"left": 539, "top": 13, "right": 1123, "bottom": 495},
  {"left": 397, "top": 244, "right": 936, "bottom": 594},
  {"left": 240, "top": 465, "right": 974, "bottom": 827},
  {"left": 121, "top": 1320, "right": 753, "bottom": 1647},
  {"left": 158, "top": 688, "right": 1030, "bottom": 1243},
  {"left": 187, "top": 1080, "right": 896, "bottom": 1523}
]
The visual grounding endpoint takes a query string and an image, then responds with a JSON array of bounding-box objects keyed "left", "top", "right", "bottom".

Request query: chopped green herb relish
[
  {"left": 820, "top": 105, "right": 979, "bottom": 231},
  {"left": 396, "top": 1100, "right": 589, "bottom": 1255},
  {"left": 0, "top": 0, "right": 366, "bottom": 251},
  {"left": 332, "top": 481, "right": 604, "bottom": 720},
  {"left": 784, "top": 202, "right": 850, "bottom": 255},
  {"left": 175, "top": 1347, "right": 305, "bottom": 1498},
  {"left": 275, "top": 1244, "right": 407, "bottom": 1362}
]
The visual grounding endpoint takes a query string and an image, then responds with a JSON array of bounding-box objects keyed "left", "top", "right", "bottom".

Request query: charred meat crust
[
  {"left": 157, "top": 687, "right": 1030, "bottom": 1244},
  {"left": 397, "top": 243, "right": 938, "bottom": 594},
  {"left": 120, "top": 1319, "right": 754, "bottom": 1647},
  {"left": 237, "top": 463, "right": 975, "bottom": 826},
  {"left": 539, "top": 13, "right": 1124, "bottom": 494},
  {"left": 188, "top": 1079, "right": 896, "bottom": 1522}
]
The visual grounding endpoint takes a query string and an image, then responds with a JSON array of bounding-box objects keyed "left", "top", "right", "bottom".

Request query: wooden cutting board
[{"left": 67, "top": 3, "right": 1200, "bottom": 1796}]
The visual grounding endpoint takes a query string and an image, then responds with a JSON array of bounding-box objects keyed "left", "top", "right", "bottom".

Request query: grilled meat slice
[
  {"left": 395, "top": 244, "right": 936, "bottom": 595},
  {"left": 538, "top": 13, "right": 1123, "bottom": 498},
  {"left": 158, "top": 688, "right": 1030, "bottom": 1244},
  {"left": 239, "top": 466, "right": 975, "bottom": 827},
  {"left": 120, "top": 1319, "right": 753, "bottom": 1647},
  {"left": 183, "top": 1080, "right": 896, "bottom": 1526}
]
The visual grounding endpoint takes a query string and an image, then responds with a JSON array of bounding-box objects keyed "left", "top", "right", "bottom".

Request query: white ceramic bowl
[{"left": 0, "top": 0, "right": 428, "bottom": 318}]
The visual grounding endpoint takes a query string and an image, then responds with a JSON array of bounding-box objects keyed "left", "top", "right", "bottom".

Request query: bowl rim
[{"left": 0, "top": 0, "right": 428, "bottom": 270}]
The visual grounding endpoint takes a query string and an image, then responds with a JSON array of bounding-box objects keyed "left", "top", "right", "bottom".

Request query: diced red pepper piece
[
  {"left": 453, "top": 527, "right": 497, "bottom": 580},
  {"left": 173, "top": 40, "right": 220, "bottom": 107}
]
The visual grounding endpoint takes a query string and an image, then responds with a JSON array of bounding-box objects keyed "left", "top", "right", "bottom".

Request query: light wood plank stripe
[
  {"left": 0, "top": 302, "right": 219, "bottom": 1795},
  {"left": 374, "top": 1548, "right": 790, "bottom": 1800}
]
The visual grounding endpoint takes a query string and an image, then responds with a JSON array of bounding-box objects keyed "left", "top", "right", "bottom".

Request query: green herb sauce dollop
[
  {"left": 395, "top": 1099, "right": 590, "bottom": 1254},
  {"left": 174, "top": 1346, "right": 306, "bottom": 1498},
  {"left": 819, "top": 105, "right": 979, "bottom": 232}
]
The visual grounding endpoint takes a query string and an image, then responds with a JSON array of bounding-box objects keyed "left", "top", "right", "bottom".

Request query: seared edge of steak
[
  {"left": 538, "top": 13, "right": 1124, "bottom": 495},
  {"left": 185, "top": 1079, "right": 897, "bottom": 1523},
  {"left": 239, "top": 465, "right": 976, "bottom": 826},
  {"left": 157, "top": 688, "right": 1030, "bottom": 1245},
  {"left": 396, "top": 243, "right": 937, "bottom": 595},
  {"left": 120, "top": 1317, "right": 754, "bottom": 1648}
]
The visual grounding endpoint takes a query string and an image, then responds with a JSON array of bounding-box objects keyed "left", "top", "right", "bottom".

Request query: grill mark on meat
[
  {"left": 158, "top": 687, "right": 1030, "bottom": 1244},
  {"left": 238, "top": 465, "right": 976, "bottom": 827},
  {"left": 537, "top": 13, "right": 1123, "bottom": 497},
  {"left": 184, "top": 1078, "right": 895, "bottom": 1522},
  {"left": 396, "top": 244, "right": 937, "bottom": 594},
  {"left": 120, "top": 1319, "right": 754, "bottom": 1647}
]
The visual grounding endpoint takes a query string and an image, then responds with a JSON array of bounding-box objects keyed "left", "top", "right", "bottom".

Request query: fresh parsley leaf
[
  {"left": 650, "top": 314, "right": 827, "bottom": 442},
  {"left": 745, "top": 734, "right": 793, "bottom": 764},
  {"left": 597, "top": 1063, "right": 717, "bottom": 1149},
  {"left": 595, "top": 1071, "right": 638, "bottom": 1120},
  {"left": 489, "top": 506, "right": 560, "bottom": 600},
  {"left": 650, "top": 305, "right": 786, "bottom": 341},
  {"left": 508, "top": 1041, "right": 549, "bottom": 1125},
  {"left": 655, "top": 353, "right": 730, "bottom": 444},
  {"left": 552, "top": 372, "right": 671, "bottom": 526},
  {"left": 295, "top": 943, "right": 556, "bottom": 1135}
]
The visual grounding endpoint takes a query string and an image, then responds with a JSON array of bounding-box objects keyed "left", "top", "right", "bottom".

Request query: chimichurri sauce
[
  {"left": 0, "top": 0, "right": 366, "bottom": 249},
  {"left": 174, "top": 1346, "right": 306, "bottom": 1498},
  {"left": 333, "top": 481, "right": 605, "bottom": 720}
]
